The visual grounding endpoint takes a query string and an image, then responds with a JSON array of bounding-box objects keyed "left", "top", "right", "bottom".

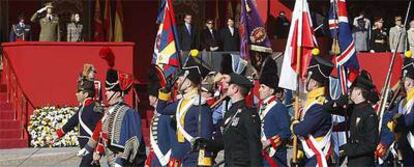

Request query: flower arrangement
[{"left": 28, "top": 106, "right": 79, "bottom": 147}]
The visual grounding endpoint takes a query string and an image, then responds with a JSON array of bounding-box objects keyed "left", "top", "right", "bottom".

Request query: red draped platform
[
  {"left": 2, "top": 42, "right": 136, "bottom": 108},
  {"left": 357, "top": 52, "right": 403, "bottom": 90}
]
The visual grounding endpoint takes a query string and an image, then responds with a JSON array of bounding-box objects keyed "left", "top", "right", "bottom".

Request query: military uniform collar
[
  {"left": 353, "top": 101, "right": 369, "bottom": 110},
  {"left": 230, "top": 99, "right": 245, "bottom": 109},
  {"left": 183, "top": 87, "right": 198, "bottom": 99},
  {"left": 305, "top": 87, "right": 325, "bottom": 108},
  {"left": 262, "top": 95, "right": 276, "bottom": 105},
  {"left": 406, "top": 88, "right": 414, "bottom": 101},
  {"left": 81, "top": 98, "right": 94, "bottom": 106}
]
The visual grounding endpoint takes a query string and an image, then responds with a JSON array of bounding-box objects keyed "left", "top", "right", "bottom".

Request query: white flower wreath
[{"left": 28, "top": 106, "right": 80, "bottom": 147}]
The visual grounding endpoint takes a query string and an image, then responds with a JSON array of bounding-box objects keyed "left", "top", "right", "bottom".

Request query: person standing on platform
[
  {"left": 194, "top": 73, "right": 263, "bottom": 166},
  {"left": 327, "top": 70, "right": 379, "bottom": 166},
  {"left": 54, "top": 78, "right": 103, "bottom": 167},
  {"left": 370, "top": 18, "right": 389, "bottom": 53},
  {"left": 353, "top": 12, "right": 371, "bottom": 31},
  {"left": 353, "top": 18, "right": 370, "bottom": 52},
  {"left": 201, "top": 19, "right": 220, "bottom": 52},
  {"left": 389, "top": 16, "right": 407, "bottom": 53},
  {"left": 274, "top": 11, "right": 290, "bottom": 39},
  {"left": 291, "top": 51, "right": 334, "bottom": 167},
  {"left": 145, "top": 65, "right": 175, "bottom": 167},
  {"left": 67, "top": 13, "right": 84, "bottom": 42},
  {"left": 156, "top": 56, "right": 214, "bottom": 166},
  {"left": 31, "top": 2, "right": 60, "bottom": 41},
  {"left": 179, "top": 14, "right": 198, "bottom": 51},
  {"left": 9, "top": 14, "right": 31, "bottom": 42},
  {"left": 387, "top": 52, "right": 414, "bottom": 166},
  {"left": 220, "top": 18, "right": 240, "bottom": 52},
  {"left": 407, "top": 20, "right": 414, "bottom": 52},
  {"left": 258, "top": 59, "right": 291, "bottom": 167}
]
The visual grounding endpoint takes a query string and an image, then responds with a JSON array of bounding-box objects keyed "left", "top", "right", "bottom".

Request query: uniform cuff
[
  {"left": 115, "top": 157, "right": 126, "bottom": 166},
  {"left": 268, "top": 135, "right": 281, "bottom": 149},
  {"left": 56, "top": 128, "right": 65, "bottom": 138},
  {"left": 95, "top": 143, "right": 105, "bottom": 155},
  {"left": 158, "top": 91, "right": 171, "bottom": 101}
]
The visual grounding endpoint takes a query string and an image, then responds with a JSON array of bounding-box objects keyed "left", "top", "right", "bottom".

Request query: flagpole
[
  {"left": 378, "top": 0, "right": 411, "bottom": 132},
  {"left": 292, "top": 45, "right": 301, "bottom": 166}
]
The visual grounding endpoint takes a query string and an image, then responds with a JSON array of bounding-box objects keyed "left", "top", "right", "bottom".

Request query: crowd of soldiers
[{"left": 49, "top": 46, "right": 414, "bottom": 167}]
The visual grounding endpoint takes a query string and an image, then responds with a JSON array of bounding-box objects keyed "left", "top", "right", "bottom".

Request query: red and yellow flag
[
  {"left": 114, "top": 0, "right": 123, "bottom": 42},
  {"left": 93, "top": 0, "right": 104, "bottom": 41},
  {"left": 104, "top": 0, "right": 113, "bottom": 41}
]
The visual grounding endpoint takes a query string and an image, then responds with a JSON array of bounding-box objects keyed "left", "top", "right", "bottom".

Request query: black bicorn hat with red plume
[{"left": 100, "top": 47, "right": 134, "bottom": 94}]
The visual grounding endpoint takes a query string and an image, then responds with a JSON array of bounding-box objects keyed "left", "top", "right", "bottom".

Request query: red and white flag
[{"left": 279, "top": 0, "right": 317, "bottom": 91}]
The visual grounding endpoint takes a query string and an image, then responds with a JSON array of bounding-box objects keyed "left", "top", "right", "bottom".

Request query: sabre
[{"left": 377, "top": 0, "right": 412, "bottom": 133}]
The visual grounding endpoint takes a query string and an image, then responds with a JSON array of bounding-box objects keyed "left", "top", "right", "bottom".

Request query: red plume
[{"left": 99, "top": 47, "right": 115, "bottom": 68}]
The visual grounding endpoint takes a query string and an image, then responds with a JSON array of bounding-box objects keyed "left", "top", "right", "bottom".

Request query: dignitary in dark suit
[
  {"left": 55, "top": 78, "right": 103, "bottom": 167},
  {"left": 220, "top": 18, "right": 240, "bottom": 51},
  {"left": 194, "top": 73, "right": 263, "bottom": 166},
  {"left": 145, "top": 65, "right": 175, "bottom": 167},
  {"left": 31, "top": 2, "right": 60, "bottom": 41},
  {"left": 329, "top": 70, "right": 379, "bottom": 166},
  {"left": 179, "top": 14, "right": 198, "bottom": 51},
  {"left": 291, "top": 51, "right": 334, "bottom": 167},
  {"left": 258, "top": 59, "right": 291, "bottom": 167},
  {"left": 201, "top": 19, "right": 220, "bottom": 51},
  {"left": 157, "top": 56, "right": 214, "bottom": 166},
  {"left": 9, "top": 14, "right": 31, "bottom": 42}
]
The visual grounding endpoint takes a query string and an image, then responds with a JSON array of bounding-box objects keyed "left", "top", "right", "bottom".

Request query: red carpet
[{"left": 0, "top": 71, "right": 28, "bottom": 148}]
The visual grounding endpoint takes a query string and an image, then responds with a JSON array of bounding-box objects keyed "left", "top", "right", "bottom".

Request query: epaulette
[
  {"left": 93, "top": 102, "right": 104, "bottom": 113},
  {"left": 316, "top": 96, "right": 326, "bottom": 105}
]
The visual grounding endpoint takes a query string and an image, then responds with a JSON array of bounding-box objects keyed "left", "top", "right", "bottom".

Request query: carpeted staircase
[{"left": 0, "top": 71, "right": 28, "bottom": 148}]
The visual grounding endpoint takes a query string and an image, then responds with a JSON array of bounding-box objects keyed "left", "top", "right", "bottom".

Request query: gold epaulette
[{"left": 158, "top": 91, "right": 171, "bottom": 101}]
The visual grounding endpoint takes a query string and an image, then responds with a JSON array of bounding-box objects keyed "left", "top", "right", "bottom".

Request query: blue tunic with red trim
[
  {"left": 260, "top": 98, "right": 291, "bottom": 167},
  {"left": 59, "top": 99, "right": 103, "bottom": 148},
  {"left": 293, "top": 88, "right": 332, "bottom": 166},
  {"left": 156, "top": 90, "right": 214, "bottom": 166}
]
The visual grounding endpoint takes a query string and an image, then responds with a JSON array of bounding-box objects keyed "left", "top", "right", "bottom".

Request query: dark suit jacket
[
  {"left": 178, "top": 24, "right": 198, "bottom": 51},
  {"left": 201, "top": 28, "right": 220, "bottom": 51},
  {"left": 220, "top": 27, "right": 240, "bottom": 51}
]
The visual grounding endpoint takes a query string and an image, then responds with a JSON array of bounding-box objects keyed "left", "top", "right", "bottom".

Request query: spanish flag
[
  {"left": 114, "top": 0, "right": 123, "bottom": 42},
  {"left": 93, "top": 0, "right": 104, "bottom": 41}
]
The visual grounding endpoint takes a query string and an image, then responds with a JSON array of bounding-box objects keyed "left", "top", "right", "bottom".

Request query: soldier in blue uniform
[
  {"left": 145, "top": 65, "right": 175, "bottom": 167},
  {"left": 258, "top": 59, "right": 291, "bottom": 167},
  {"left": 55, "top": 78, "right": 103, "bottom": 167},
  {"left": 291, "top": 52, "right": 334, "bottom": 167},
  {"left": 156, "top": 56, "right": 214, "bottom": 166},
  {"left": 387, "top": 53, "right": 414, "bottom": 166},
  {"left": 80, "top": 47, "right": 147, "bottom": 167},
  {"left": 376, "top": 109, "right": 396, "bottom": 166}
]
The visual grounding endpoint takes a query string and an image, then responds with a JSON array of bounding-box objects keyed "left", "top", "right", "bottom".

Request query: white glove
[
  {"left": 370, "top": 50, "right": 375, "bottom": 53},
  {"left": 114, "top": 163, "right": 122, "bottom": 167},
  {"left": 210, "top": 47, "right": 219, "bottom": 51},
  {"left": 77, "top": 148, "right": 90, "bottom": 157},
  {"left": 37, "top": 7, "right": 47, "bottom": 13}
]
